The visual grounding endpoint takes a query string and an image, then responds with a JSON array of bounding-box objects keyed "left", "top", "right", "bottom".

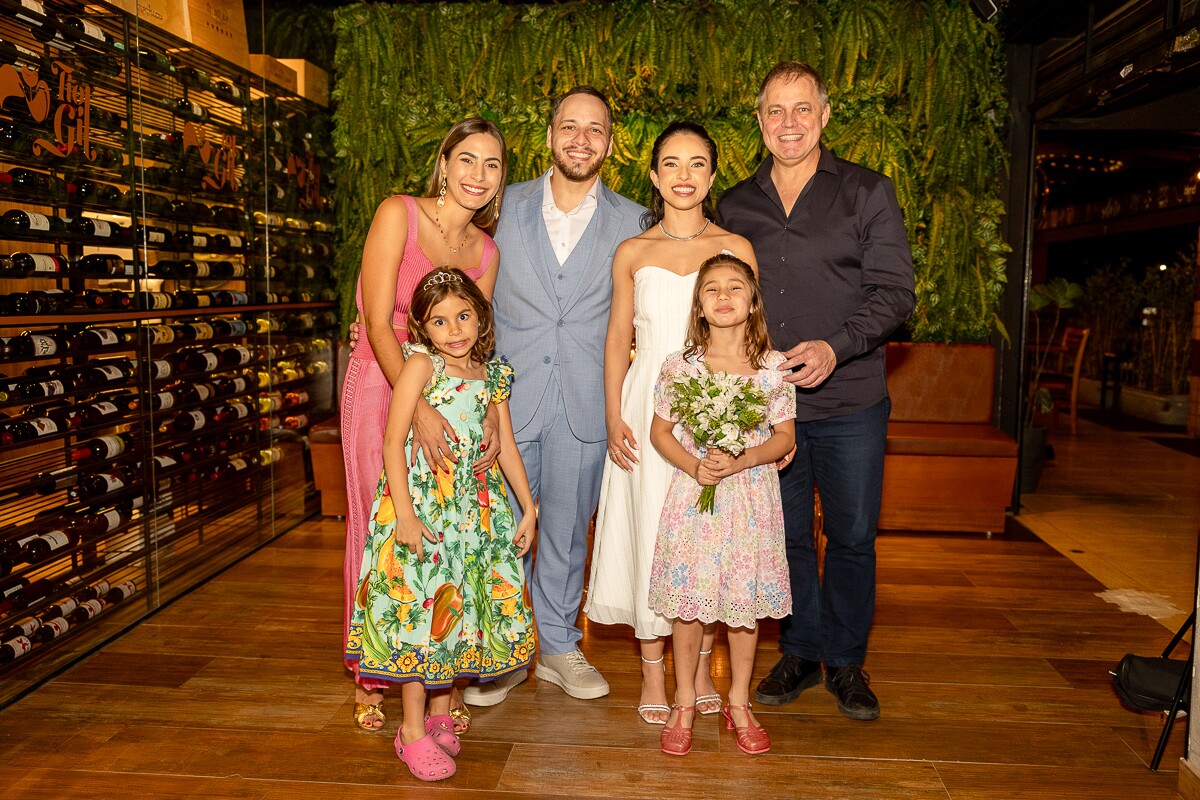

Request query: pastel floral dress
[
  {"left": 345, "top": 344, "right": 534, "bottom": 687},
  {"left": 647, "top": 350, "right": 795, "bottom": 629}
]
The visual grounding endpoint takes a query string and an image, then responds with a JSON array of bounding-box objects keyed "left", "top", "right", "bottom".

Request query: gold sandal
[
  {"left": 353, "top": 701, "right": 386, "bottom": 731},
  {"left": 449, "top": 702, "right": 471, "bottom": 735}
]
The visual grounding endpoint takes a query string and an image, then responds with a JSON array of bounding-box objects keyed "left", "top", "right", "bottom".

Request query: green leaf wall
[{"left": 332, "top": 0, "right": 1010, "bottom": 342}]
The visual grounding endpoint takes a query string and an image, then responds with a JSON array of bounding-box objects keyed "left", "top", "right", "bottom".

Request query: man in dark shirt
[{"left": 719, "top": 61, "right": 915, "bottom": 721}]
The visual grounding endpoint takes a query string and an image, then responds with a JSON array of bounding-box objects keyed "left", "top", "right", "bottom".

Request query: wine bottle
[
  {"left": 68, "top": 217, "right": 118, "bottom": 239},
  {"left": 82, "top": 290, "right": 134, "bottom": 310},
  {"left": 70, "top": 506, "right": 129, "bottom": 538},
  {"left": 7, "top": 253, "right": 67, "bottom": 276},
  {"left": 172, "top": 407, "right": 214, "bottom": 432},
  {"left": 216, "top": 345, "right": 253, "bottom": 367},
  {"left": 214, "top": 290, "right": 249, "bottom": 306},
  {"left": 148, "top": 357, "right": 174, "bottom": 380},
  {"left": 38, "top": 596, "right": 78, "bottom": 623},
  {"left": 73, "top": 180, "right": 122, "bottom": 206},
  {"left": 211, "top": 319, "right": 249, "bottom": 337},
  {"left": 19, "top": 527, "right": 74, "bottom": 562},
  {"left": 143, "top": 291, "right": 175, "bottom": 311},
  {"left": 283, "top": 413, "right": 310, "bottom": 430},
  {"left": 11, "top": 289, "right": 74, "bottom": 314},
  {"left": 72, "top": 432, "right": 136, "bottom": 462},
  {"left": 60, "top": 16, "right": 108, "bottom": 45},
  {"left": 17, "top": 330, "right": 66, "bottom": 358},
  {"left": 144, "top": 325, "right": 175, "bottom": 346},
  {"left": 135, "top": 224, "right": 174, "bottom": 246},
  {"left": 170, "top": 200, "right": 212, "bottom": 223},
  {"left": 183, "top": 349, "right": 220, "bottom": 373},
  {"left": 175, "top": 291, "right": 215, "bottom": 309},
  {"left": 77, "top": 254, "right": 134, "bottom": 277},
  {"left": 212, "top": 79, "right": 244, "bottom": 103},
  {"left": 210, "top": 233, "right": 246, "bottom": 252},
  {"left": 2, "top": 616, "right": 39, "bottom": 641},
  {"left": 211, "top": 206, "right": 244, "bottom": 228},
  {"left": 18, "top": 374, "right": 72, "bottom": 399},
  {"left": 71, "top": 326, "right": 129, "bottom": 351},
  {"left": 67, "top": 598, "right": 104, "bottom": 625},
  {"left": 173, "top": 98, "right": 210, "bottom": 123},
  {"left": 178, "top": 381, "right": 216, "bottom": 404},
  {"left": 215, "top": 374, "right": 251, "bottom": 396},
  {"left": 259, "top": 446, "right": 283, "bottom": 465},
  {"left": 105, "top": 580, "right": 137, "bottom": 604},
  {"left": 0, "top": 636, "right": 32, "bottom": 663},
  {"left": 132, "top": 386, "right": 183, "bottom": 412},
  {"left": 175, "top": 66, "right": 210, "bottom": 91},
  {"left": 213, "top": 401, "right": 251, "bottom": 424},
  {"left": 30, "top": 467, "right": 77, "bottom": 495},
  {"left": 8, "top": 416, "right": 60, "bottom": 442},
  {"left": 134, "top": 45, "right": 173, "bottom": 75},
  {"left": 174, "top": 231, "right": 209, "bottom": 251},
  {"left": 75, "top": 395, "right": 130, "bottom": 426},
  {"left": 72, "top": 359, "right": 132, "bottom": 388},
  {"left": 284, "top": 390, "right": 310, "bottom": 407},
  {"left": 258, "top": 391, "right": 282, "bottom": 413},
  {"left": 32, "top": 616, "right": 69, "bottom": 643},
  {"left": 3, "top": 209, "right": 66, "bottom": 235},
  {"left": 67, "top": 467, "right": 128, "bottom": 502},
  {"left": 75, "top": 579, "right": 110, "bottom": 602}
]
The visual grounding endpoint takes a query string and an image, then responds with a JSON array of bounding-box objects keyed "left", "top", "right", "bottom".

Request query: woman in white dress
[{"left": 586, "top": 122, "right": 759, "bottom": 724}]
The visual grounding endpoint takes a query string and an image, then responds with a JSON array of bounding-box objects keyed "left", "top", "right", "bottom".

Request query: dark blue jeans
[{"left": 777, "top": 397, "right": 889, "bottom": 667}]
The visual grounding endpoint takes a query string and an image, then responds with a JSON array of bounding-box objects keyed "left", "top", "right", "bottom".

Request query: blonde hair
[
  {"left": 682, "top": 253, "right": 772, "bottom": 370},
  {"left": 407, "top": 267, "right": 494, "bottom": 365}
]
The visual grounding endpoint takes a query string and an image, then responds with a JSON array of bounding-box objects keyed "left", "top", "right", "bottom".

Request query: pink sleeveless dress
[{"left": 341, "top": 194, "right": 496, "bottom": 683}]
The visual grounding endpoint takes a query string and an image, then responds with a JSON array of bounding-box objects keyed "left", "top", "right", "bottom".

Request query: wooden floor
[
  {"left": 1017, "top": 415, "right": 1200, "bottom": 637},
  {"left": 0, "top": 504, "right": 1189, "bottom": 799}
]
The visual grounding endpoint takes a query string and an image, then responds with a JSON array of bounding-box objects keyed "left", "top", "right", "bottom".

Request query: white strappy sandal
[
  {"left": 637, "top": 654, "right": 671, "bottom": 725},
  {"left": 696, "top": 648, "right": 722, "bottom": 715}
]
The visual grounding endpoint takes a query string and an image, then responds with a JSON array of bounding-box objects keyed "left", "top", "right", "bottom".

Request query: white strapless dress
[{"left": 586, "top": 266, "right": 698, "bottom": 639}]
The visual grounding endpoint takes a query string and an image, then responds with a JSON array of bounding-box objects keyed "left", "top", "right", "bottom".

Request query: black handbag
[{"left": 1111, "top": 654, "right": 1190, "bottom": 713}]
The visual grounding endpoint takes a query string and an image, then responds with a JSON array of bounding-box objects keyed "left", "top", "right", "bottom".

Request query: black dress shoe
[
  {"left": 753, "top": 654, "right": 822, "bottom": 706},
  {"left": 825, "top": 665, "right": 880, "bottom": 720}
]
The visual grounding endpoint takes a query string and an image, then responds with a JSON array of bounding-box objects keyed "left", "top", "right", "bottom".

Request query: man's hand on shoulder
[{"left": 780, "top": 340, "right": 837, "bottom": 388}]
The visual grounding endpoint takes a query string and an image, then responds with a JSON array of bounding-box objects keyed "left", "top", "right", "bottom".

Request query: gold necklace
[{"left": 435, "top": 211, "right": 470, "bottom": 254}]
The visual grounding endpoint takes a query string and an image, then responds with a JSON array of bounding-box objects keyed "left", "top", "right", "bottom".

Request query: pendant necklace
[
  {"left": 435, "top": 211, "right": 470, "bottom": 253},
  {"left": 658, "top": 218, "right": 710, "bottom": 242}
]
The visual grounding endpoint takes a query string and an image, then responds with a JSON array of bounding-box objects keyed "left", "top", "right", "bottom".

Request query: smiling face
[
  {"left": 756, "top": 73, "right": 830, "bottom": 168},
  {"left": 650, "top": 132, "right": 716, "bottom": 213},
  {"left": 440, "top": 132, "right": 504, "bottom": 210},
  {"left": 698, "top": 264, "right": 752, "bottom": 329},
  {"left": 546, "top": 93, "right": 613, "bottom": 182},
  {"left": 423, "top": 294, "right": 480, "bottom": 361}
]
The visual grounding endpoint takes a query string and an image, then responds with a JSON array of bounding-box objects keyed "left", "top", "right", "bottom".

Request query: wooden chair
[{"left": 1038, "top": 327, "right": 1090, "bottom": 435}]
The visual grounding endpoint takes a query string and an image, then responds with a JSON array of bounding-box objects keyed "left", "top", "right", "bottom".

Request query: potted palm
[{"left": 1021, "top": 278, "right": 1083, "bottom": 493}]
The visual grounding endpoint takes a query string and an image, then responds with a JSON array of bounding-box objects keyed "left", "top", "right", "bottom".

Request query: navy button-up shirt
[{"left": 719, "top": 147, "right": 915, "bottom": 421}]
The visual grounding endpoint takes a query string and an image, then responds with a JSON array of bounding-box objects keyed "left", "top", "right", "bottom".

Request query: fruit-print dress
[{"left": 345, "top": 344, "right": 534, "bottom": 688}]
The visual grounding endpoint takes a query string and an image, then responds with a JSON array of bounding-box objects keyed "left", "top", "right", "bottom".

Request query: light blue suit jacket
[{"left": 493, "top": 174, "right": 646, "bottom": 443}]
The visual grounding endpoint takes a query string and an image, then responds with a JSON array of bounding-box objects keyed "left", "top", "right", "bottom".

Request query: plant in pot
[{"left": 1021, "top": 278, "right": 1083, "bottom": 493}]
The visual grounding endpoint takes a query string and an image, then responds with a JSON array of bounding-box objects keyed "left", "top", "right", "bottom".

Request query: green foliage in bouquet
[{"left": 331, "top": 0, "right": 1010, "bottom": 342}]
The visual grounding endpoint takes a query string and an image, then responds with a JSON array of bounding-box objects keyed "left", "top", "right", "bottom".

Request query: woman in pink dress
[{"left": 342, "top": 118, "right": 506, "bottom": 732}]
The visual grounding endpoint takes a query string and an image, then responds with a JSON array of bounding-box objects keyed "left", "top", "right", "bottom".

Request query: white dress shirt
[{"left": 541, "top": 169, "right": 600, "bottom": 266}]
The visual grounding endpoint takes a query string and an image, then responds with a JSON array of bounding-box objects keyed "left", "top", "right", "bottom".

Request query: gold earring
[{"left": 437, "top": 176, "right": 447, "bottom": 208}]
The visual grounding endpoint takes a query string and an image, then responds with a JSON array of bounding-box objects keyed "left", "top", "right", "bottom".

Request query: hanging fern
[{"left": 331, "top": 0, "right": 1008, "bottom": 342}]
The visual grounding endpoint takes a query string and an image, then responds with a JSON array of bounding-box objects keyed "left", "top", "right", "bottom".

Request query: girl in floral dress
[
  {"left": 346, "top": 268, "right": 536, "bottom": 782},
  {"left": 648, "top": 253, "right": 795, "bottom": 757}
]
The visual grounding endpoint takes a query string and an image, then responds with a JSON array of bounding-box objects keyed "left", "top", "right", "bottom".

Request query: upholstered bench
[
  {"left": 878, "top": 343, "right": 1018, "bottom": 533},
  {"left": 310, "top": 417, "right": 347, "bottom": 518}
]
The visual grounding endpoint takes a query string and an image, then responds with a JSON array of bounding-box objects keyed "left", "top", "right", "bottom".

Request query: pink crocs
[
  {"left": 424, "top": 714, "right": 462, "bottom": 757},
  {"left": 395, "top": 731, "right": 456, "bottom": 781}
]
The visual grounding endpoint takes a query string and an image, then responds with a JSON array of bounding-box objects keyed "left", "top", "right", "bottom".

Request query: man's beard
[{"left": 552, "top": 147, "right": 604, "bottom": 182}]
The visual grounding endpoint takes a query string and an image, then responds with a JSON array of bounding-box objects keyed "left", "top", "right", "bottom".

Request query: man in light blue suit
[{"left": 464, "top": 86, "right": 645, "bottom": 704}]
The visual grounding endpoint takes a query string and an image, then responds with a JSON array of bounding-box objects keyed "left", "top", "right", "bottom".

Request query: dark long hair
[
  {"left": 641, "top": 121, "right": 719, "bottom": 230},
  {"left": 407, "top": 267, "right": 495, "bottom": 365},
  {"left": 682, "top": 253, "right": 772, "bottom": 370},
  {"left": 425, "top": 118, "right": 508, "bottom": 236}
]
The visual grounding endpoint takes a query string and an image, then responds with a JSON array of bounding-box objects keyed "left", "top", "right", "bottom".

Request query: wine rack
[{"left": 0, "top": 0, "right": 337, "bottom": 703}]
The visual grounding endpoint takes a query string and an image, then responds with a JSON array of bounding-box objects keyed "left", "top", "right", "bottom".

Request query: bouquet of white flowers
[{"left": 669, "top": 366, "right": 767, "bottom": 513}]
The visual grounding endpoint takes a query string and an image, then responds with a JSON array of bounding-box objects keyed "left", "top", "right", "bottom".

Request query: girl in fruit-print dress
[{"left": 345, "top": 268, "right": 536, "bottom": 783}]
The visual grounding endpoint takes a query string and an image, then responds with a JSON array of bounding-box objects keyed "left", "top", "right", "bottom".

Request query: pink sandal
[
  {"left": 722, "top": 703, "right": 771, "bottom": 755},
  {"left": 395, "top": 732, "right": 456, "bottom": 781},
  {"left": 425, "top": 714, "right": 462, "bottom": 757}
]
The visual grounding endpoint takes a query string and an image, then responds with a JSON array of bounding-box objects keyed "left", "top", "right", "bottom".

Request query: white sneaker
[
  {"left": 535, "top": 650, "right": 610, "bottom": 699},
  {"left": 462, "top": 669, "right": 528, "bottom": 707}
]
